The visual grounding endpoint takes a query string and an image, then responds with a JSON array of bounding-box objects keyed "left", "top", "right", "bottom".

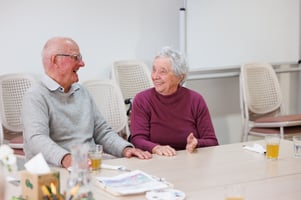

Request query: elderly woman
[{"left": 130, "top": 47, "right": 219, "bottom": 156}]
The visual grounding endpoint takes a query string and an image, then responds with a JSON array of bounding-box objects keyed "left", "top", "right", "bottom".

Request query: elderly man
[{"left": 22, "top": 36, "right": 151, "bottom": 168}]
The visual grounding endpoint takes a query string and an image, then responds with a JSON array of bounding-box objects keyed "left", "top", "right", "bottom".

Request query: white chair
[
  {"left": 112, "top": 60, "right": 153, "bottom": 101},
  {"left": 0, "top": 73, "right": 37, "bottom": 155},
  {"left": 111, "top": 60, "right": 153, "bottom": 131},
  {"left": 240, "top": 63, "right": 301, "bottom": 141},
  {"left": 82, "top": 79, "right": 130, "bottom": 140}
]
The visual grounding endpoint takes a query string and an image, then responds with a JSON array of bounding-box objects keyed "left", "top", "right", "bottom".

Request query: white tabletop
[{"left": 5, "top": 139, "right": 301, "bottom": 200}]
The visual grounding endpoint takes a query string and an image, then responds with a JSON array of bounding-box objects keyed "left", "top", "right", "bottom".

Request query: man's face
[{"left": 51, "top": 40, "right": 85, "bottom": 91}]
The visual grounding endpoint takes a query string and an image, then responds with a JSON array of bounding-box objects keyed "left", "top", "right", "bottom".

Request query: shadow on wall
[
  {"left": 212, "top": 115, "right": 242, "bottom": 145},
  {"left": 185, "top": 76, "right": 242, "bottom": 145}
]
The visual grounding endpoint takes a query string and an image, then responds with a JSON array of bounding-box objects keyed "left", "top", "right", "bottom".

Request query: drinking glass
[
  {"left": 88, "top": 144, "right": 103, "bottom": 171},
  {"left": 293, "top": 136, "right": 301, "bottom": 158},
  {"left": 66, "top": 143, "right": 94, "bottom": 200},
  {"left": 265, "top": 134, "right": 280, "bottom": 160},
  {"left": 224, "top": 184, "right": 245, "bottom": 200}
]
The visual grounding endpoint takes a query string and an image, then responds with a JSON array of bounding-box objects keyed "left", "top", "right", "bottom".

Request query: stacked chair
[{"left": 0, "top": 73, "right": 37, "bottom": 156}]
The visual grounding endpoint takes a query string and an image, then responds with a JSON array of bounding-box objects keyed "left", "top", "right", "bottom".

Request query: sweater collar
[
  {"left": 41, "top": 75, "right": 80, "bottom": 95},
  {"left": 154, "top": 85, "right": 184, "bottom": 104}
]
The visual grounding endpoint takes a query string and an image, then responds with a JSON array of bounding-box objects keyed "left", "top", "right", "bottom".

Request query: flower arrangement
[{"left": 0, "top": 144, "right": 17, "bottom": 172}]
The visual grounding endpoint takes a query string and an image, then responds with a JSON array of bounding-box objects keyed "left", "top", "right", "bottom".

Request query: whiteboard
[{"left": 186, "top": 0, "right": 300, "bottom": 70}]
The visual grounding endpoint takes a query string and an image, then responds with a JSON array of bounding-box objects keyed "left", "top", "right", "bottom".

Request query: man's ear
[{"left": 51, "top": 55, "right": 56, "bottom": 64}]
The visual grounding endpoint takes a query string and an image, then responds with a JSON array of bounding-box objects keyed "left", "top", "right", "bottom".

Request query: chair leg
[
  {"left": 280, "top": 127, "right": 284, "bottom": 139},
  {"left": 241, "top": 123, "right": 248, "bottom": 142}
]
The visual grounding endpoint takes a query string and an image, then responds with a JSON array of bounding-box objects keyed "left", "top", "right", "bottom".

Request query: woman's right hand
[
  {"left": 186, "top": 132, "right": 198, "bottom": 153},
  {"left": 152, "top": 145, "right": 176, "bottom": 156}
]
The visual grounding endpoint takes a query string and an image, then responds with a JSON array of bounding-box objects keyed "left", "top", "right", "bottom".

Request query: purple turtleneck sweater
[{"left": 130, "top": 86, "right": 218, "bottom": 153}]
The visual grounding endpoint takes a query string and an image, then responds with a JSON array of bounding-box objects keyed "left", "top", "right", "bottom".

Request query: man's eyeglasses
[{"left": 55, "top": 54, "right": 82, "bottom": 62}]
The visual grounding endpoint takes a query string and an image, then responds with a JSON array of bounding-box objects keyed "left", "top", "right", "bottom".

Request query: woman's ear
[{"left": 179, "top": 74, "right": 185, "bottom": 81}]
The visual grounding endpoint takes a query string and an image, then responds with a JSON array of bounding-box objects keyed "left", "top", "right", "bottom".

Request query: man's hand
[
  {"left": 186, "top": 132, "right": 198, "bottom": 153},
  {"left": 123, "top": 147, "right": 152, "bottom": 159},
  {"left": 61, "top": 153, "right": 72, "bottom": 169}
]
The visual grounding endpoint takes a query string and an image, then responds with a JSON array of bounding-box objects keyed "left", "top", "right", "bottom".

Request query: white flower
[{"left": 0, "top": 144, "right": 17, "bottom": 172}]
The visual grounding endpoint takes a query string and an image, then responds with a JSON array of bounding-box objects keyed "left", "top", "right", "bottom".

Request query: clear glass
[
  {"left": 224, "top": 184, "right": 245, "bottom": 200},
  {"left": 66, "top": 144, "right": 94, "bottom": 200},
  {"left": 265, "top": 134, "right": 280, "bottom": 160},
  {"left": 88, "top": 144, "right": 103, "bottom": 172},
  {"left": 0, "top": 165, "right": 5, "bottom": 200},
  {"left": 293, "top": 136, "right": 301, "bottom": 158}
]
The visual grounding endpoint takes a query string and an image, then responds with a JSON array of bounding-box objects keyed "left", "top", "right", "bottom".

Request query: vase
[
  {"left": 66, "top": 143, "right": 94, "bottom": 200},
  {"left": 0, "top": 164, "right": 6, "bottom": 200}
]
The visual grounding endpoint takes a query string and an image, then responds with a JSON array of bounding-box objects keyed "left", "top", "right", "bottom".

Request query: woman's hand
[
  {"left": 186, "top": 133, "right": 198, "bottom": 153},
  {"left": 123, "top": 147, "right": 152, "bottom": 159},
  {"left": 152, "top": 145, "right": 176, "bottom": 156}
]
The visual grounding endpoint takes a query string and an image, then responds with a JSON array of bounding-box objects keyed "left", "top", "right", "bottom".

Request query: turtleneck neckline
[{"left": 153, "top": 86, "right": 184, "bottom": 105}]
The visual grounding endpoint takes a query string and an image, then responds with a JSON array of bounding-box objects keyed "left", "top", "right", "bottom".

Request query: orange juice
[
  {"left": 90, "top": 157, "right": 101, "bottom": 170},
  {"left": 225, "top": 197, "right": 244, "bottom": 200},
  {"left": 224, "top": 184, "right": 244, "bottom": 200},
  {"left": 88, "top": 150, "right": 102, "bottom": 171},
  {"left": 266, "top": 143, "right": 279, "bottom": 159}
]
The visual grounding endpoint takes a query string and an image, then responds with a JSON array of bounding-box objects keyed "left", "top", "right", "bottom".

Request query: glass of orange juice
[
  {"left": 265, "top": 134, "right": 280, "bottom": 160},
  {"left": 88, "top": 144, "right": 103, "bottom": 171},
  {"left": 224, "top": 184, "right": 245, "bottom": 200}
]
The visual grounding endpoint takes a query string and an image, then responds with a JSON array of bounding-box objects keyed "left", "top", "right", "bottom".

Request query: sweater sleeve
[
  {"left": 130, "top": 92, "right": 158, "bottom": 153},
  {"left": 91, "top": 98, "right": 134, "bottom": 157},
  {"left": 194, "top": 95, "right": 219, "bottom": 147}
]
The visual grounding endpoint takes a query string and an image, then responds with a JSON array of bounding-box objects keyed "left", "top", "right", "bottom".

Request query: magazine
[{"left": 95, "top": 170, "right": 171, "bottom": 196}]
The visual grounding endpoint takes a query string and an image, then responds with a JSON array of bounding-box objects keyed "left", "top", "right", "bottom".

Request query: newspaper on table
[{"left": 95, "top": 170, "right": 171, "bottom": 196}]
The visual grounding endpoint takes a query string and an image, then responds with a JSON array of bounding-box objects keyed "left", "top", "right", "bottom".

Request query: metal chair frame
[
  {"left": 0, "top": 73, "right": 37, "bottom": 154},
  {"left": 240, "top": 63, "right": 301, "bottom": 141}
]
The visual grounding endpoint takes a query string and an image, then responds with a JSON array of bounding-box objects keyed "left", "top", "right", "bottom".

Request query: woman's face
[{"left": 151, "top": 57, "right": 182, "bottom": 96}]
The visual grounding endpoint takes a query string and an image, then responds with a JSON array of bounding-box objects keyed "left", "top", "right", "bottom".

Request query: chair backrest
[
  {"left": 112, "top": 60, "right": 153, "bottom": 100},
  {"left": 0, "top": 73, "right": 37, "bottom": 133},
  {"left": 240, "top": 63, "right": 283, "bottom": 121},
  {"left": 82, "top": 79, "right": 129, "bottom": 137}
]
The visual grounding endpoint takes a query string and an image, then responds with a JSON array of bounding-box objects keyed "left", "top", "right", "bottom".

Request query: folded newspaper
[{"left": 96, "top": 170, "right": 171, "bottom": 196}]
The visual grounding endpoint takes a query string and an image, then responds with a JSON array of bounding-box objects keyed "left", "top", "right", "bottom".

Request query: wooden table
[{"left": 5, "top": 139, "right": 301, "bottom": 200}]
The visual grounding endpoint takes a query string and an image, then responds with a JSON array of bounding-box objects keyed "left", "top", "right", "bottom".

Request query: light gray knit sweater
[{"left": 22, "top": 75, "right": 132, "bottom": 167}]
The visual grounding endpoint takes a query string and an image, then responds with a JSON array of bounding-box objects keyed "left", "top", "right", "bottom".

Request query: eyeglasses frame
[{"left": 55, "top": 53, "right": 82, "bottom": 62}]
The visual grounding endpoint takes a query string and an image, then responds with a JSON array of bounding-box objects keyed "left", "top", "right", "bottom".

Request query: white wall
[
  {"left": 186, "top": 66, "right": 300, "bottom": 144},
  {"left": 0, "top": 0, "right": 182, "bottom": 81},
  {"left": 0, "top": 0, "right": 299, "bottom": 145}
]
